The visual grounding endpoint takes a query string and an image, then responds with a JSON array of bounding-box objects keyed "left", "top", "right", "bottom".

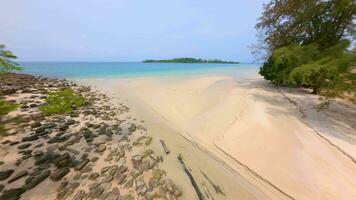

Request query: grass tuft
[
  {"left": 0, "top": 99, "right": 18, "bottom": 116},
  {"left": 40, "top": 88, "right": 84, "bottom": 115}
]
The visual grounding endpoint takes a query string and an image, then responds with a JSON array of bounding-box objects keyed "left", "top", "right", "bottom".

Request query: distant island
[{"left": 143, "top": 57, "right": 239, "bottom": 64}]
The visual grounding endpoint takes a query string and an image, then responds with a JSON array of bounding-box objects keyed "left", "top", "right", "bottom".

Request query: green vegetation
[
  {"left": 256, "top": 0, "right": 355, "bottom": 100},
  {"left": 0, "top": 44, "right": 22, "bottom": 74},
  {"left": 40, "top": 88, "right": 84, "bottom": 115},
  {"left": 143, "top": 57, "right": 239, "bottom": 64},
  {"left": 0, "top": 99, "right": 18, "bottom": 116}
]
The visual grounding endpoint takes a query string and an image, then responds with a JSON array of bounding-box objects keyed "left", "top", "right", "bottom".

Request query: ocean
[{"left": 19, "top": 62, "right": 260, "bottom": 79}]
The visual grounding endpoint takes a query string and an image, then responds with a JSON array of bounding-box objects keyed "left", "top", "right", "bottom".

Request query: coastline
[
  {"left": 1, "top": 71, "right": 355, "bottom": 199},
  {"left": 81, "top": 73, "right": 356, "bottom": 200}
]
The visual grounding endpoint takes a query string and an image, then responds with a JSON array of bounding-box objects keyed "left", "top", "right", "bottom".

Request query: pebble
[
  {"left": 74, "top": 158, "right": 89, "bottom": 171},
  {"left": 95, "top": 144, "right": 106, "bottom": 153},
  {"left": 24, "top": 170, "right": 51, "bottom": 189},
  {"left": 0, "top": 188, "right": 26, "bottom": 200},
  {"left": 17, "top": 143, "right": 32, "bottom": 149},
  {"left": 8, "top": 170, "right": 28, "bottom": 183},
  {"left": 50, "top": 168, "right": 70, "bottom": 181},
  {"left": 0, "top": 169, "right": 14, "bottom": 181}
]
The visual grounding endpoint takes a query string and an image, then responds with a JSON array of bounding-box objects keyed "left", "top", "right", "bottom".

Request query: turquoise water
[{"left": 19, "top": 62, "right": 260, "bottom": 79}]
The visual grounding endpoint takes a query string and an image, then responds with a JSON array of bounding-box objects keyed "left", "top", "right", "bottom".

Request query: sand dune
[{"left": 83, "top": 75, "right": 356, "bottom": 200}]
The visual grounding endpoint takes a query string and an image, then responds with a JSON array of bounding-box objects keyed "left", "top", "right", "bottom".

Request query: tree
[
  {"left": 0, "top": 44, "right": 22, "bottom": 73},
  {"left": 256, "top": 0, "right": 355, "bottom": 52},
  {"left": 256, "top": 0, "right": 356, "bottom": 95}
]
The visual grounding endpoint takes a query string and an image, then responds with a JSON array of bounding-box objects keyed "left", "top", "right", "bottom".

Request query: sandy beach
[{"left": 82, "top": 73, "right": 356, "bottom": 200}]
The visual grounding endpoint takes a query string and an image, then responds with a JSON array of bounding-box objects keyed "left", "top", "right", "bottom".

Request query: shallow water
[{"left": 20, "top": 62, "right": 260, "bottom": 80}]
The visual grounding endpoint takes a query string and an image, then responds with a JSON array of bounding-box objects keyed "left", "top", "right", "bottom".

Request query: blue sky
[{"left": 1, "top": 0, "right": 267, "bottom": 62}]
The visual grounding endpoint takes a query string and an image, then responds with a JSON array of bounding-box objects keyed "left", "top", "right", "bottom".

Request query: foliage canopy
[
  {"left": 0, "top": 44, "right": 22, "bottom": 73},
  {"left": 143, "top": 57, "right": 239, "bottom": 64},
  {"left": 257, "top": 0, "right": 355, "bottom": 51},
  {"left": 256, "top": 0, "right": 356, "bottom": 98}
]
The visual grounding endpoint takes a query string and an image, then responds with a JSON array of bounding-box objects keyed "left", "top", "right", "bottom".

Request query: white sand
[{"left": 81, "top": 74, "right": 356, "bottom": 200}]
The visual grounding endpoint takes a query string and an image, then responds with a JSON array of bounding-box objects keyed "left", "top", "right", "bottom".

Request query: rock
[
  {"left": 24, "top": 170, "right": 50, "bottom": 189},
  {"left": 33, "top": 151, "right": 44, "bottom": 157},
  {"left": 117, "top": 165, "right": 128, "bottom": 174},
  {"left": 130, "top": 168, "right": 142, "bottom": 178},
  {"left": 80, "top": 166, "right": 92, "bottom": 173},
  {"left": 82, "top": 129, "right": 97, "bottom": 142},
  {"left": 66, "top": 148, "right": 80, "bottom": 155},
  {"left": 141, "top": 159, "right": 155, "bottom": 171},
  {"left": 174, "top": 187, "right": 182, "bottom": 197},
  {"left": 104, "top": 156, "right": 113, "bottom": 162},
  {"left": 8, "top": 170, "right": 28, "bottom": 183},
  {"left": 0, "top": 169, "right": 14, "bottom": 181},
  {"left": 30, "top": 122, "right": 41, "bottom": 128},
  {"left": 73, "top": 190, "right": 87, "bottom": 200},
  {"left": 41, "top": 122, "right": 56, "bottom": 129},
  {"left": 128, "top": 123, "right": 136, "bottom": 133},
  {"left": 165, "top": 179, "right": 175, "bottom": 194},
  {"left": 69, "top": 112, "right": 79, "bottom": 118},
  {"left": 101, "top": 174, "right": 114, "bottom": 183},
  {"left": 34, "top": 143, "right": 43, "bottom": 148},
  {"left": 115, "top": 173, "right": 127, "bottom": 184},
  {"left": 46, "top": 144, "right": 59, "bottom": 152},
  {"left": 88, "top": 182, "right": 100, "bottom": 189},
  {"left": 95, "top": 144, "right": 106, "bottom": 153},
  {"left": 9, "top": 141, "right": 20, "bottom": 146},
  {"left": 103, "top": 193, "right": 119, "bottom": 200},
  {"left": 37, "top": 163, "right": 51, "bottom": 170},
  {"left": 148, "top": 178, "right": 159, "bottom": 189},
  {"left": 0, "top": 188, "right": 26, "bottom": 200},
  {"left": 145, "top": 193, "right": 154, "bottom": 200},
  {"left": 135, "top": 178, "right": 145, "bottom": 189},
  {"left": 131, "top": 155, "right": 142, "bottom": 169},
  {"left": 101, "top": 166, "right": 111, "bottom": 174},
  {"left": 73, "top": 173, "right": 81, "bottom": 180},
  {"left": 137, "top": 185, "right": 147, "bottom": 196},
  {"left": 88, "top": 172, "right": 99, "bottom": 180},
  {"left": 50, "top": 168, "right": 70, "bottom": 181},
  {"left": 58, "top": 124, "right": 69, "bottom": 131},
  {"left": 91, "top": 156, "right": 99, "bottom": 162},
  {"left": 88, "top": 186, "right": 104, "bottom": 198},
  {"left": 112, "top": 187, "right": 120, "bottom": 195},
  {"left": 152, "top": 169, "right": 165, "bottom": 180},
  {"left": 74, "top": 158, "right": 89, "bottom": 171},
  {"left": 29, "top": 103, "right": 38, "bottom": 108},
  {"left": 101, "top": 182, "right": 112, "bottom": 191},
  {"left": 54, "top": 153, "right": 71, "bottom": 168},
  {"left": 22, "top": 134, "right": 39, "bottom": 142},
  {"left": 17, "top": 143, "right": 31, "bottom": 149},
  {"left": 122, "top": 194, "right": 134, "bottom": 200}
]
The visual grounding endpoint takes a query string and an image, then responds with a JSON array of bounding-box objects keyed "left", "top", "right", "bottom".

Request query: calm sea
[{"left": 19, "top": 62, "right": 260, "bottom": 79}]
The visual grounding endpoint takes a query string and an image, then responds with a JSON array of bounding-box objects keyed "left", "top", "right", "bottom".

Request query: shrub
[
  {"left": 40, "top": 88, "right": 84, "bottom": 115},
  {"left": 260, "top": 41, "right": 356, "bottom": 95}
]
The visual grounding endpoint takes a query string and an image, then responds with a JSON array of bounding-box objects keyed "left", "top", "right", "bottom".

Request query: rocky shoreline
[{"left": 0, "top": 73, "right": 182, "bottom": 200}]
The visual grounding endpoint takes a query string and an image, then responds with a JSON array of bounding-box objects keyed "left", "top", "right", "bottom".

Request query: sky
[{"left": 1, "top": 0, "right": 267, "bottom": 62}]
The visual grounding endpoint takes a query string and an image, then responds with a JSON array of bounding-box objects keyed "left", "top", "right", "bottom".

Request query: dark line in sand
[
  {"left": 201, "top": 171, "right": 225, "bottom": 196},
  {"left": 177, "top": 154, "right": 205, "bottom": 200},
  {"left": 213, "top": 144, "right": 296, "bottom": 200},
  {"left": 279, "top": 89, "right": 356, "bottom": 165}
]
